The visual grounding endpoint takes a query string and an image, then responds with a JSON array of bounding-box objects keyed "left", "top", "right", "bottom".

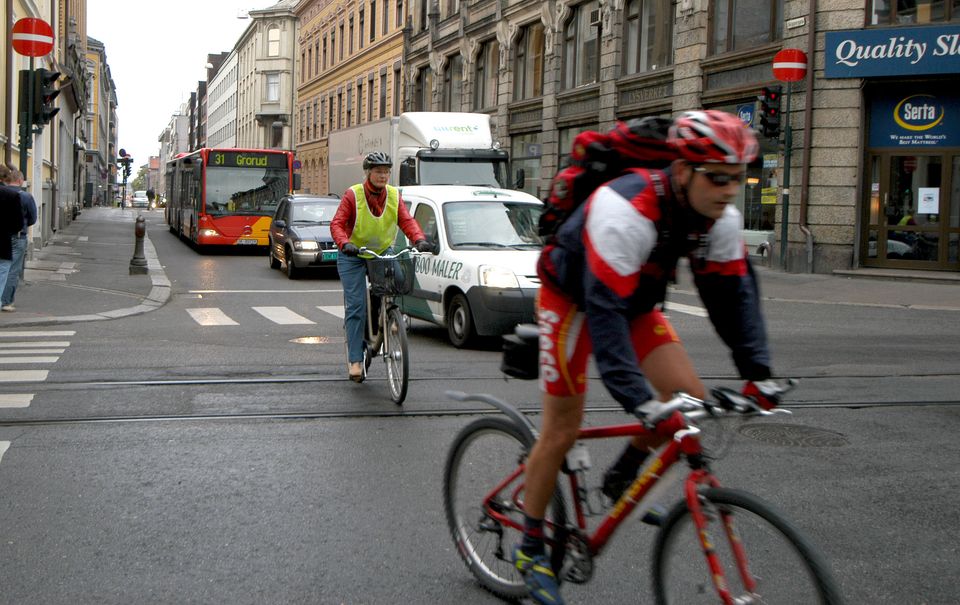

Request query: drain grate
[{"left": 738, "top": 423, "right": 849, "bottom": 447}]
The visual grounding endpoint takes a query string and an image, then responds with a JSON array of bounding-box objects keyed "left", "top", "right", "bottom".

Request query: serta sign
[
  {"left": 869, "top": 91, "right": 959, "bottom": 148},
  {"left": 825, "top": 25, "right": 960, "bottom": 78}
]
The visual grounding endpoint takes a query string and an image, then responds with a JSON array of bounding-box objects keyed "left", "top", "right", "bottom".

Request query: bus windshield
[{"left": 204, "top": 166, "right": 289, "bottom": 216}]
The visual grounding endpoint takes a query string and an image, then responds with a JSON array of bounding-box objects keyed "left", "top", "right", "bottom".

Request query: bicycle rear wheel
[
  {"left": 443, "top": 416, "right": 567, "bottom": 600},
  {"left": 383, "top": 306, "right": 408, "bottom": 405},
  {"left": 653, "top": 487, "right": 842, "bottom": 604}
]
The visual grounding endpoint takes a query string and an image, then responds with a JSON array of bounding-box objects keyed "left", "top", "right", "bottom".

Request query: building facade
[
  {"left": 84, "top": 36, "right": 116, "bottom": 207},
  {"left": 294, "top": 0, "right": 406, "bottom": 195},
  {"left": 207, "top": 51, "right": 240, "bottom": 149}
]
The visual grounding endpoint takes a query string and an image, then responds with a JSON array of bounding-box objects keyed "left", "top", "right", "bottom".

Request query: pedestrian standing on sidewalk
[
  {"left": 0, "top": 165, "right": 38, "bottom": 312},
  {"left": 0, "top": 165, "right": 27, "bottom": 305}
]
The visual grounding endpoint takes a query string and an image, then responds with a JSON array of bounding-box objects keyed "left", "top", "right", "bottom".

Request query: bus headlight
[
  {"left": 479, "top": 266, "right": 519, "bottom": 289},
  {"left": 200, "top": 229, "right": 219, "bottom": 237},
  {"left": 295, "top": 240, "right": 319, "bottom": 251}
]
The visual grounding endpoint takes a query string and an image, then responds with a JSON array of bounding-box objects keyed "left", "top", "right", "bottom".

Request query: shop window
[
  {"left": 511, "top": 133, "right": 544, "bottom": 197},
  {"left": 711, "top": 0, "right": 784, "bottom": 55},
  {"left": 623, "top": 0, "right": 674, "bottom": 75},
  {"left": 442, "top": 54, "right": 463, "bottom": 111},
  {"left": 869, "top": 0, "right": 960, "bottom": 24},
  {"left": 514, "top": 22, "right": 545, "bottom": 100},
  {"left": 474, "top": 39, "right": 499, "bottom": 110},
  {"left": 562, "top": 1, "right": 601, "bottom": 89},
  {"left": 558, "top": 124, "right": 598, "bottom": 169}
]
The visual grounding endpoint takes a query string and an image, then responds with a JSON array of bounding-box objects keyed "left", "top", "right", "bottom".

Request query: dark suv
[{"left": 268, "top": 194, "right": 341, "bottom": 278}]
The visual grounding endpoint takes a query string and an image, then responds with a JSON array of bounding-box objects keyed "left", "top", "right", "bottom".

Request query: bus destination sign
[{"left": 209, "top": 151, "right": 288, "bottom": 169}]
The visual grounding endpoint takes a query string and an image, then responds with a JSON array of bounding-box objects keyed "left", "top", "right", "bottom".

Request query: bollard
[{"left": 129, "top": 214, "right": 149, "bottom": 275}]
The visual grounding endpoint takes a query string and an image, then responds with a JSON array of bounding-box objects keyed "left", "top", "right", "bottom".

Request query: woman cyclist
[
  {"left": 513, "top": 110, "right": 786, "bottom": 605},
  {"left": 331, "top": 151, "right": 433, "bottom": 382}
]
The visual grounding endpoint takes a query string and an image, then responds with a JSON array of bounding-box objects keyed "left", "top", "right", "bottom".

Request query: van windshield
[
  {"left": 418, "top": 157, "right": 505, "bottom": 188},
  {"left": 443, "top": 201, "right": 543, "bottom": 249}
]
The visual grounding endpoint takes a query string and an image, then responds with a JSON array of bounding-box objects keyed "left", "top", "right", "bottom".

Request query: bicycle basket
[{"left": 366, "top": 255, "right": 415, "bottom": 296}]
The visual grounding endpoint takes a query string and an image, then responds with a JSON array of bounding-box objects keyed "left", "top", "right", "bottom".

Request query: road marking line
[
  {"left": 0, "top": 349, "right": 65, "bottom": 355},
  {"left": 0, "top": 330, "right": 75, "bottom": 337},
  {"left": 317, "top": 305, "right": 345, "bottom": 319},
  {"left": 186, "top": 308, "right": 238, "bottom": 326},
  {"left": 0, "top": 370, "right": 48, "bottom": 382},
  {"left": 0, "top": 394, "right": 33, "bottom": 408},
  {"left": 252, "top": 306, "right": 316, "bottom": 325},
  {"left": 189, "top": 289, "right": 343, "bottom": 294},
  {"left": 0, "top": 356, "right": 60, "bottom": 364},
  {"left": 0, "top": 341, "right": 71, "bottom": 348},
  {"left": 663, "top": 302, "right": 709, "bottom": 318},
  {"left": 0, "top": 441, "right": 9, "bottom": 464}
]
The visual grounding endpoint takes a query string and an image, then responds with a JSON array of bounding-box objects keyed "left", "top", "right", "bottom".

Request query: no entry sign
[
  {"left": 12, "top": 18, "right": 54, "bottom": 57},
  {"left": 773, "top": 48, "right": 808, "bottom": 82}
]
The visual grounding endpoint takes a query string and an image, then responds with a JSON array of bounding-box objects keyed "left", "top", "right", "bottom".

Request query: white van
[{"left": 395, "top": 185, "right": 543, "bottom": 347}]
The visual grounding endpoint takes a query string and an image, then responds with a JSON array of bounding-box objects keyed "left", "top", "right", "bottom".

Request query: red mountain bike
[{"left": 443, "top": 381, "right": 843, "bottom": 604}]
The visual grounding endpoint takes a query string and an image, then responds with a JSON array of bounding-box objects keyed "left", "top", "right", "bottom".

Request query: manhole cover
[
  {"left": 738, "top": 423, "right": 849, "bottom": 447},
  {"left": 290, "top": 335, "right": 345, "bottom": 345}
]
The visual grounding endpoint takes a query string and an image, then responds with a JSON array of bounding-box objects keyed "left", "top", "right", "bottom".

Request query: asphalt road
[{"left": 0, "top": 218, "right": 958, "bottom": 604}]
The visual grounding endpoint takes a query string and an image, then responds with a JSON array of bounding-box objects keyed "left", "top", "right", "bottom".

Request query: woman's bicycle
[
  {"left": 443, "top": 380, "right": 843, "bottom": 604},
  {"left": 354, "top": 245, "right": 420, "bottom": 405}
]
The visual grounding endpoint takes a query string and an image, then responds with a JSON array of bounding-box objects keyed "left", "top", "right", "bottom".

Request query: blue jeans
[
  {"left": 2, "top": 235, "right": 27, "bottom": 306},
  {"left": 337, "top": 253, "right": 369, "bottom": 363}
]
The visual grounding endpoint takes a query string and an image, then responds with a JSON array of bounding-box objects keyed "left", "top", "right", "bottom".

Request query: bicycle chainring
[{"left": 560, "top": 530, "right": 593, "bottom": 584}]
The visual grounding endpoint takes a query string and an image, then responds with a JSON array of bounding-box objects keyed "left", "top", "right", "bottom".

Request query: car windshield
[
  {"left": 443, "top": 201, "right": 543, "bottom": 249},
  {"left": 290, "top": 201, "right": 338, "bottom": 223},
  {"left": 204, "top": 166, "right": 289, "bottom": 216}
]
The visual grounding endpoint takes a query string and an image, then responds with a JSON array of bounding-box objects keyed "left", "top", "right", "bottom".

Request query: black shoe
[{"left": 601, "top": 466, "right": 637, "bottom": 502}]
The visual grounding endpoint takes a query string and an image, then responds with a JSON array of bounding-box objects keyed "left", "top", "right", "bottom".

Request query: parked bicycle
[
  {"left": 443, "top": 379, "right": 843, "bottom": 604},
  {"left": 353, "top": 245, "right": 421, "bottom": 405}
]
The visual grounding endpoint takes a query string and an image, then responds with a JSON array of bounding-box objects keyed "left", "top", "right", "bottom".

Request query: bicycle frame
[{"left": 479, "top": 413, "right": 756, "bottom": 603}]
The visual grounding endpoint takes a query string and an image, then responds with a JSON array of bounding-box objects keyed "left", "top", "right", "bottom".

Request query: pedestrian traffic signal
[
  {"left": 32, "top": 68, "right": 61, "bottom": 126},
  {"left": 118, "top": 151, "right": 133, "bottom": 181},
  {"left": 758, "top": 86, "right": 782, "bottom": 139}
]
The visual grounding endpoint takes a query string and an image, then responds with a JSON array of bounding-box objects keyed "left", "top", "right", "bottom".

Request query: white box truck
[{"left": 327, "top": 112, "right": 521, "bottom": 196}]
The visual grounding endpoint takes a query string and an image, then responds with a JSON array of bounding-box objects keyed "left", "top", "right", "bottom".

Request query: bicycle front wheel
[
  {"left": 653, "top": 487, "right": 842, "bottom": 605},
  {"left": 383, "top": 307, "right": 409, "bottom": 405},
  {"left": 443, "top": 416, "right": 567, "bottom": 600}
]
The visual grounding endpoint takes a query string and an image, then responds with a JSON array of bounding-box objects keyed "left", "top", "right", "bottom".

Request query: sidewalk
[
  {"left": 0, "top": 207, "right": 170, "bottom": 328},
  {"left": 0, "top": 206, "right": 955, "bottom": 329}
]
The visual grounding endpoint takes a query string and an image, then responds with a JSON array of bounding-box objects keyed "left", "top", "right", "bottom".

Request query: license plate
[
  {"left": 237, "top": 239, "right": 258, "bottom": 245},
  {"left": 321, "top": 250, "right": 338, "bottom": 261}
]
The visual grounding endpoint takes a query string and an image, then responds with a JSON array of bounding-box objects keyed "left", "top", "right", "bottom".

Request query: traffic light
[
  {"left": 118, "top": 149, "right": 133, "bottom": 181},
  {"left": 758, "top": 85, "right": 782, "bottom": 139},
  {"left": 32, "top": 68, "right": 61, "bottom": 126}
]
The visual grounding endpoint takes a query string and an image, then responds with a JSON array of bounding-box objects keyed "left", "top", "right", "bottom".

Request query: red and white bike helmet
[{"left": 668, "top": 110, "right": 759, "bottom": 165}]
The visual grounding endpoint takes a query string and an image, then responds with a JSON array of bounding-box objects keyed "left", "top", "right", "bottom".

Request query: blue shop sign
[
  {"left": 737, "top": 103, "right": 755, "bottom": 126},
  {"left": 869, "top": 90, "right": 960, "bottom": 148},
  {"left": 825, "top": 24, "right": 960, "bottom": 78}
]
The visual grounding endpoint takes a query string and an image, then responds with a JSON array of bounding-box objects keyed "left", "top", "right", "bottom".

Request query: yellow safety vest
[{"left": 348, "top": 184, "right": 399, "bottom": 257}]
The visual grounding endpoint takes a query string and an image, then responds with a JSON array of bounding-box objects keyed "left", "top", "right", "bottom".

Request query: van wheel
[{"left": 447, "top": 293, "right": 475, "bottom": 348}]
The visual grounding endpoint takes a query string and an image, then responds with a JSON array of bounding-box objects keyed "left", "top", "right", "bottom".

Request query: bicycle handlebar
[
  {"left": 358, "top": 245, "right": 424, "bottom": 260},
  {"left": 637, "top": 378, "right": 799, "bottom": 428}
]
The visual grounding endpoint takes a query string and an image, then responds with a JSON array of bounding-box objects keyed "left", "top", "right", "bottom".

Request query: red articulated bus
[{"left": 165, "top": 148, "right": 299, "bottom": 248}]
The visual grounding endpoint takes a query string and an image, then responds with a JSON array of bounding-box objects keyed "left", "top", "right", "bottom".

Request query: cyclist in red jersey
[{"left": 513, "top": 110, "right": 784, "bottom": 605}]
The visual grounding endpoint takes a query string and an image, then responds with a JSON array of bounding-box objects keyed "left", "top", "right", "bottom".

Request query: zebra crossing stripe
[
  {"left": 0, "top": 441, "right": 9, "bottom": 464},
  {"left": 663, "top": 302, "right": 709, "bottom": 318},
  {"left": 252, "top": 306, "right": 316, "bottom": 325},
  {"left": 0, "top": 394, "right": 33, "bottom": 408},
  {"left": 0, "top": 342, "right": 71, "bottom": 348},
  {"left": 187, "top": 308, "right": 238, "bottom": 326},
  {"left": 0, "top": 356, "right": 60, "bottom": 364},
  {"left": 0, "top": 349, "right": 66, "bottom": 355},
  {"left": 0, "top": 330, "right": 75, "bottom": 337},
  {"left": 317, "top": 306, "right": 345, "bottom": 319},
  {"left": 0, "top": 370, "right": 48, "bottom": 382}
]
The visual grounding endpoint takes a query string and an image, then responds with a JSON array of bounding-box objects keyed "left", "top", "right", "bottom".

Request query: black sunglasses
[{"left": 693, "top": 166, "right": 746, "bottom": 187}]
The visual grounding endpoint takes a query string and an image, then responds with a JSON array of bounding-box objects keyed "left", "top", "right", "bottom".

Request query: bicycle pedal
[{"left": 640, "top": 504, "right": 667, "bottom": 526}]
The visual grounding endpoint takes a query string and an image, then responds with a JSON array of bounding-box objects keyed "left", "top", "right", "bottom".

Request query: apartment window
[
  {"left": 711, "top": 0, "right": 783, "bottom": 55},
  {"left": 360, "top": 9, "right": 365, "bottom": 49},
  {"left": 441, "top": 54, "right": 463, "bottom": 111},
  {"left": 307, "top": 48, "right": 313, "bottom": 78},
  {"left": 368, "top": 76, "right": 375, "bottom": 122},
  {"left": 371, "top": 0, "right": 377, "bottom": 42},
  {"left": 337, "top": 92, "right": 343, "bottom": 129},
  {"left": 299, "top": 106, "right": 305, "bottom": 141},
  {"left": 380, "top": 72, "right": 388, "bottom": 118},
  {"left": 562, "top": 1, "right": 601, "bottom": 89},
  {"left": 350, "top": 16, "right": 355, "bottom": 54},
  {"left": 347, "top": 86, "right": 353, "bottom": 126},
  {"left": 329, "top": 95, "right": 336, "bottom": 131},
  {"left": 266, "top": 73, "right": 280, "bottom": 102},
  {"left": 419, "top": 0, "right": 427, "bottom": 31},
  {"left": 331, "top": 29, "right": 336, "bottom": 65},
  {"left": 358, "top": 81, "right": 364, "bottom": 123},
  {"left": 301, "top": 51, "right": 306, "bottom": 81},
  {"left": 323, "top": 35, "right": 328, "bottom": 69},
  {"left": 415, "top": 65, "right": 432, "bottom": 111},
  {"left": 339, "top": 23, "right": 345, "bottom": 60},
  {"left": 315, "top": 40, "right": 320, "bottom": 74},
  {"left": 473, "top": 39, "right": 499, "bottom": 110},
  {"left": 320, "top": 98, "right": 326, "bottom": 137},
  {"left": 870, "top": 0, "right": 960, "bottom": 23},
  {"left": 268, "top": 27, "right": 280, "bottom": 57},
  {"left": 513, "top": 22, "right": 545, "bottom": 100},
  {"left": 397, "top": 0, "right": 404, "bottom": 27},
  {"left": 624, "top": 0, "right": 673, "bottom": 74},
  {"left": 442, "top": 0, "right": 458, "bottom": 19},
  {"left": 394, "top": 67, "right": 402, "bottom": 115},
  {"left": 313, "top": 100, "right": 319, "bottom": 139},
  {"left": 383, "top": 0, "right": 390, "bottom": 34}
]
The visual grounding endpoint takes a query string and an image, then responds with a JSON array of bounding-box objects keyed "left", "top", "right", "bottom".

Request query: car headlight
[
  {"left": 479, "top": 265, "right": 519, "bottom": 289},
  {"left": 295, "top": 240, "right": 319, "bottom": 251}
]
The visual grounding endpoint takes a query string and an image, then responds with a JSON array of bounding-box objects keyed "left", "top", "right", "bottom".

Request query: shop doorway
[{"left": 863, "top": 151, "right": 960, "bottom": 270}]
